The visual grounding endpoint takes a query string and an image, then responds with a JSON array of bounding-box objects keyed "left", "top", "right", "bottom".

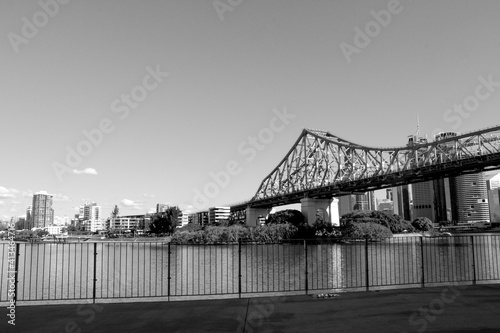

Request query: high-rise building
[
  {"left": 338, "top": 191, "right": 375, "bottom": 216},
  {"left": 433, "top": 177, "right": 458, "bottom": 223},
  {"left": 488, "top": 188, "right": 500, "bottom": 222},
  {"left": 487, "top": 173, "right": 500, "bottom": 191},
  {"left": 82, "top": 202, "right": 100, "bottom": 221},
  {"left": 455, "top": 173, "right": 490, "bottom": 223},
  {"left": 409, "top": 131, "right": 490, "bottom": 224},
  {"left": 156, "top": 203, "right": 169, "bottom": 213},
  {"left": 32, "top": 191, "right": 54, "bottom": 229},
  {"left": 487, "top": 173, "right": 500, "bottom": 222},
  {"left": 391, "top": 185, "right": 411, "bottom": 220},
  {"left": 26, "top": 206, "right": 32, "bottom": 229},
  {"left": 411, "top": 181, "right": 435, "bottom": 221}
]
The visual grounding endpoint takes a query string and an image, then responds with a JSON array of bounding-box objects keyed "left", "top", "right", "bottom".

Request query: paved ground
[{"left": 2, "top": 284, "right": 500, "bottom": 332}]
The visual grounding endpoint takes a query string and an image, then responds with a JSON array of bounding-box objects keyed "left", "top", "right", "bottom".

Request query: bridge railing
[{"left": 1, "top": 235, "right": 499, "bottom": 304}]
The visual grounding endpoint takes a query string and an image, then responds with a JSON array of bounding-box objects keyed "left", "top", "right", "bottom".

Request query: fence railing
[{"left": 1, "top": 235, "right": 500, "bottom": 303}]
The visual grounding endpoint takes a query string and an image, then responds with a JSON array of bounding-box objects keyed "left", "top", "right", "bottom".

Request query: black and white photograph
[{"left": 1, "top": 1, "right": 500, "bottom": 332}]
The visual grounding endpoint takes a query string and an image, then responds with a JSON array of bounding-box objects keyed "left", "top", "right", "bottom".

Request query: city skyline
[{"left": 2, "top": 1, "right": 500, "bottom": 220}]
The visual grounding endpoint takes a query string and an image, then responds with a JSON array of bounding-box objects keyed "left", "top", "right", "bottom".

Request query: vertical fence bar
[
  {"left": 92, "top": 243, "right": 97, "bottom": 303},
  {"left": 420, "top": 236, "right": 425, "bottom": 288},
  {"left": 470, "top": 236, "right": 476, "bottom": 285},
  {"left": 167, "top": 242, "right": 171, "bottom": 301},
  {"left": 14, "top": 243, "right": 20, "bottom": 304},
  {"left": 304, "top": 240, "right": 308, "bottom": 295},
  {"left": 238, "top": 240, "right": 242, "bottom": 298},
  {"left": 365, "top": 238, "right": 369, "bottom": 291}
]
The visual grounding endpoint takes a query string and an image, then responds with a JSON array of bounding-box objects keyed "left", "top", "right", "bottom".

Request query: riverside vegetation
[{"left": 167, "top": 209, "right": 435, "bottom": 244}]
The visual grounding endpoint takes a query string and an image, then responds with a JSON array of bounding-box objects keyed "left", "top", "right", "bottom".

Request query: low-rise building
[
  {"left": 110, "top": 215, "right": 151, "bottom": 232},
  {"left": 190, "top": 211, "right": 208, "bottom": 226},
  {"left": 208, "top": 207, "right": 230, "bottom": 225},
  {"left": 47, "top": 225, "right": 62, "bottom": 235}
]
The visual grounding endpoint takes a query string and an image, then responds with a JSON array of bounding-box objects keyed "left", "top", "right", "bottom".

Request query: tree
[
  {"left": 149, "top": 206, "right": 180, "bottom": 234},
  {"left": 266, "top": 209, "right": 305, "bottom": 228},
  {"left": 67, "top": 225, "right": 77, "bottom": 232},
  {"left": 108, "top": 205, "right": 119, "bottom": 234},
  {"left": 493, "top": 212, "right": 500, "bottom": 223},
  {"left": 412, "top": 217, "right": 434, "bottom": 231},
  {"left": 111, "top": 205, "right": 119, "bottom": 218},
  {"left": 33, "top": 229, "right": 48, "bottom": 237}
]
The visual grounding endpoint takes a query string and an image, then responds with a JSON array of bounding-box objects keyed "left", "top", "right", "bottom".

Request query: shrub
[
  {"left": 171, "top": 230, "right": 204, "bottom": 244},
  {"left": 341, "top": 221, "right": 393, "bottom": 240},
  {"left": 340, "top": 211, "right": 415, "bottom": 234},
  {"left": 412, "top": 217, "right": 434, "bottom": 231},
  {"left": 176, "top": 223, "right": 203, "bottom": 233},
  {"left": 170, "top": 224, "right": 300, "bottom": 244},
  {"left": 312, "top": 218, "right": 341, "bottom": 238},
  {"left": 249, "top": 224, "right": 298, "bottom": 243},
  {"left": 203, "top": 226, "right": 251, "bottom": 243}
]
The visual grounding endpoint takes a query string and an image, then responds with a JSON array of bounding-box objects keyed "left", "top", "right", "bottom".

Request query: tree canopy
[
  {"left": 266, "top": 209, "right": 305, "bottom": 228},
  {"left": 149, "top": 206, "right": 180, "bottom": 234},
  {"left": 111, "top": 205, "right": 119, "bottom": 218},
  {"left": 412, "top": 217, "right": 434, "bottom": 231}
]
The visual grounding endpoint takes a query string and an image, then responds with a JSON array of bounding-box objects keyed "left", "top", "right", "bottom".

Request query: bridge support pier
[
  {"left": 300, "top": 198, "right": 339, "bottom": 226},
  {"left": 245, "top": 207, "right": 270, "bottom": 227}
]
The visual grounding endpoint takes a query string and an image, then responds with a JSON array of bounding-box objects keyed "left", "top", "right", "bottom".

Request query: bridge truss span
[{"left": 251, "top": 125, "right": 500, "bottom": 206}]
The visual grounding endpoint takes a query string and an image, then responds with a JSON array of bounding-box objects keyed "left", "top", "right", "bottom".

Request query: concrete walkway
[{"left": 2, "top": 284, "right": 500, "bottom": 332}]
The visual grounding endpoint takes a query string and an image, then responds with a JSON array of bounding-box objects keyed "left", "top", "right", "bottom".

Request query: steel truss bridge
[{"left": 232, "top": 124, "right": 500, "bottom": 210}]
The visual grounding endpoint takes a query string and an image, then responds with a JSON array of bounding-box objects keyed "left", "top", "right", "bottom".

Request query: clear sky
[{"left": 1, "top": 0, "right": 500, "bottom": 221}]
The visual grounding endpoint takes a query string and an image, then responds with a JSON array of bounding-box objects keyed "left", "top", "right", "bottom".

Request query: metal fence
[{"left": 1, "top": 235, "right": 499, "bottom": 303}]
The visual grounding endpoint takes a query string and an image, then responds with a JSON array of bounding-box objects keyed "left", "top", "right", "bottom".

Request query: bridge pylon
[
  {"left": 300, "top": 197, "right": 339, "bottom": 226},
  {"left": 245, "top": 206, "right": 271, "bottom": 227}
]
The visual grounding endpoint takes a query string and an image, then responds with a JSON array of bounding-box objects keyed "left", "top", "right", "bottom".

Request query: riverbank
[{"left": 0, "top": 236, "right": 171, "bottom": 243}]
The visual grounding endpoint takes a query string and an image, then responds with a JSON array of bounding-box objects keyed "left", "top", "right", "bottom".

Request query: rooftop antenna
[{"left": 415, "top": 114, "right": 420, "bottom": 136}]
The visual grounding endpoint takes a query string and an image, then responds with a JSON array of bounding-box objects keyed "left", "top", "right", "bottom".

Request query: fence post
[
  {"left": 168, "top": 242, "right": 171, "bottom": 301},
  {"left": 13, "top": 243, "right": 20, "bottom": 304},
  {"left": 470, "top": 236, "right": 476, "bottom": 285},
  {"left": 304, "top": 240, "right": 308, "bottom": 295},
  {"left": 238, "top": 240, "right": 242, "bottom": 298},
  {"left": 420, "top": 236, "right": 425, "bottom": 288},
  {"left": 365, "top": 238, "right": 369, "bottom": 291},
  {"left": 92, "top": 243, "right": 97, "bottom": 304}
]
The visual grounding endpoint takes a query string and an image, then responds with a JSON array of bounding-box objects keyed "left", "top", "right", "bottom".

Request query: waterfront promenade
[{"left": 2, "top": 284, "right": 500, "bottom": 332}]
